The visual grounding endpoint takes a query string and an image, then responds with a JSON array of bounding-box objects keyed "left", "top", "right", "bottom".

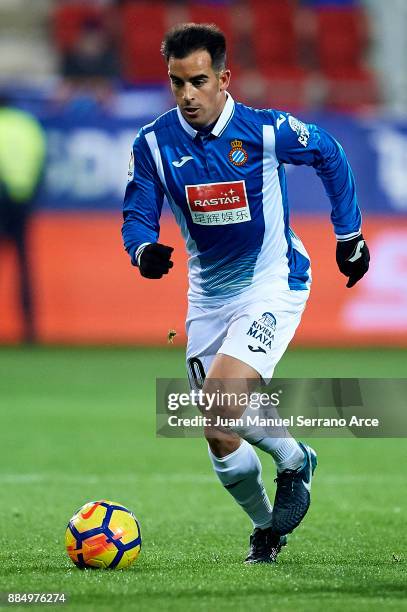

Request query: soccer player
[{"left": 122, "top": 24, "right": 369, "bottom": 563}]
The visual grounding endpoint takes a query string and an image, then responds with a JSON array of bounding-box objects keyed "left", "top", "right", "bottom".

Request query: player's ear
[{"left": 219, "top": 69, "right": 231, "bottom": 92}]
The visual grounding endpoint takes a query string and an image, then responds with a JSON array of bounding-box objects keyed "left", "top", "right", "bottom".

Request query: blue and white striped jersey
[{"left": 122, "top": 94, "right": 361, "bottom": 305}]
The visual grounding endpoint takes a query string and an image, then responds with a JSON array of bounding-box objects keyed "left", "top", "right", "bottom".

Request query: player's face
[{"left": 168, "top": 50, "right": 230, "bottom": 129}]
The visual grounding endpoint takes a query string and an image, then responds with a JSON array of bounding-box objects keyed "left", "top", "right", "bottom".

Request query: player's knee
[
  {"left": 201, "top": 378, "right": 242, "bottom": 419},
  {"left": 204, "top": 426, "right": 240, "bottom": 458}
]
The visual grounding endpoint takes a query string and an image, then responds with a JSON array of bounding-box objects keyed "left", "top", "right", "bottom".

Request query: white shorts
[{"left": 186, "top": 288, "right": 309, "bottom": 386}]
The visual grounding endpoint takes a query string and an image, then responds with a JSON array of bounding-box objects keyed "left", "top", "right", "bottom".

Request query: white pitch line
[
  {"left": 0, "top": 473, "right": 216, "bottom": 485},
  {"left": 0, "top": 473, "right": 405, "bottom": 485}
]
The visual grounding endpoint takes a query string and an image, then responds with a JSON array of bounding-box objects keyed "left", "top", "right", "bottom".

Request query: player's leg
[
  {"left": 204, "top": 365, "right": 274, "bottom": 531},
  {"left": 214, "top": 289, "right": 317, "bottom": 537},
  {"left": 186, "top": 307, "right": 277, "bottom": 558},
  {"left": 205, "top": 353, "right": 305, "bottom": 471},
  {"left": 202, "top": 356, "right": 287, "bottom": 563}
]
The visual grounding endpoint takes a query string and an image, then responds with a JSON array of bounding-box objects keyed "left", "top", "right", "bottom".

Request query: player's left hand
[{"left": 336, "top": 234, "right": 370, "bottom": 288}]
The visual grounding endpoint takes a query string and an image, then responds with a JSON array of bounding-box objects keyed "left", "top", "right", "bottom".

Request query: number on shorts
[{"left": 187, "top": 357, "right": 206, "bottom": 390}]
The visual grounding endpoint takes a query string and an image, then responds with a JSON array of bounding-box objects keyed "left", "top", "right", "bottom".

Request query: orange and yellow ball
[{"left": 65, "top": 500, "right": 141, "bottom": 569}]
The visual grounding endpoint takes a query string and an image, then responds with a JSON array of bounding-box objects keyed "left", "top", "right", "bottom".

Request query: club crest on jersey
[{"left": 228, "top": 139, "right": 248, "bottom": 166}]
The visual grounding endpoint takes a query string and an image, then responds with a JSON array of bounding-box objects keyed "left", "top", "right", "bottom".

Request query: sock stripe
[{"left": 224, "top": 479, "right": 246, "bottom": 490}]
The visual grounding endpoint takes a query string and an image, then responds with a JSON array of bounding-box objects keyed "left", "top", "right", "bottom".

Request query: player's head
[{"left": 161, "top": 23, "right": 230, "bottom": 129}]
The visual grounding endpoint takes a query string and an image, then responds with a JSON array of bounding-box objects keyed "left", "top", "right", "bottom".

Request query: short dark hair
[{"left": 161, "top": 23, "right": 226, "bottom": 72}]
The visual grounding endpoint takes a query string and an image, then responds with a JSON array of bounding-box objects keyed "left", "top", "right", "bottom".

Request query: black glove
[
  {"left": 138, "top": 243, "right": 174, "bottom": 279},
  {"left": 336, "top": 234, "right": 370, "bottom": 288}
]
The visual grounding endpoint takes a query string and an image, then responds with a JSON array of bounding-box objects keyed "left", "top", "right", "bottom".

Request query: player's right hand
[{"left": 138, "top": 243, "right": 174, "bottom": 279}]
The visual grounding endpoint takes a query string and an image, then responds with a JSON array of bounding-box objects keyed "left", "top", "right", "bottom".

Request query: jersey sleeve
[
  {"left": 122, "top": 129, "right": 165, "bottom": 264},
  {"left": 274, "top": 112, "right": 361, "bottom": 239}
]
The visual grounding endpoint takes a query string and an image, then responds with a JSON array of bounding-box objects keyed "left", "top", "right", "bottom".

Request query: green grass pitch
[{"left": 0, "top": 346, "right": 406, "bottom": 611}]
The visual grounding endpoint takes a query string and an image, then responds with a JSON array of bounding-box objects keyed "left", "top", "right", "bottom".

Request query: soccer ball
[{"left": 65, "top": 500, "right": 141, "bottom": 569}]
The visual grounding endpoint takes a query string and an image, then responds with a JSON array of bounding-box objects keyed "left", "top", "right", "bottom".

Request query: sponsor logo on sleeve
[
  {"left": 288, "top": 115, "right": 310, "bottom": 148},
  {"left": 185, "top": 180, "right": 251, "bottom": 225},
  {"left": 127, "top": 150, "right": 134, "bottom": 182}
]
